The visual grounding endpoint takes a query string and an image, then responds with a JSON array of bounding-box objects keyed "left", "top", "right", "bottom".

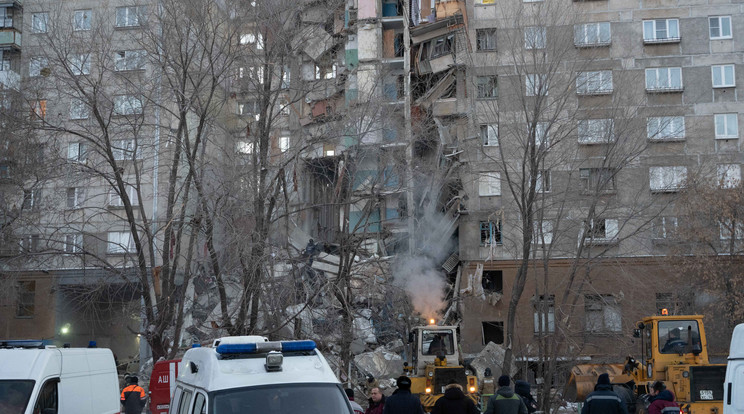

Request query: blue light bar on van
[{"left": 216, "top": 340, "right": 316, "bottom": 355}]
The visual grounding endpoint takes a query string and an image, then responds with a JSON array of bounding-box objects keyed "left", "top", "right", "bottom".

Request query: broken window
[
  {"left": 476, "top": 29, "right": 497, "bottom": 51},
  {"left": 533, "top": 295, "right": 555, "bottom": 334},
  {"left": 583, "top": 218, "right": 618, "bottom": 241},
  {"left": 584, "top": 294, "right": 621, "bottom": 333},
  {"left": 476, "top": 76, "right": 498, "bottom": 99},
  {"left": 431, "top": 34, "right": 455, "bottom": 58},
  {"left": 482, "top": 270, "right": 503, "bottom": 293},
  {"left": 482, "top": 321, "right": 504, "bottom": 345},
  {"left": 480, "top": 220, "right": 502, "bottom": 246}
]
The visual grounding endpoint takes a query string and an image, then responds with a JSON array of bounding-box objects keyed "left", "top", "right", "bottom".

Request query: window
[
  {"left": 534, "top": 220, "right": 553, "bottom": 244},
  {"left": 482, "top": 270, "right": 503, "bottom": 293},
  {"left": 479, "top": 172, "right": 501, "bottom": 196},
  {"left": 29, "top": 57, "right": 48, "bottom": 77},
  {"left": 16, "top": 281, "right": 35, "bottom": 317},
  {"left": 480, "top": 220, "right": 502, "bottom": 246},
  {"left": 482, "top": 321, "right": 504, "bottom": 345},
  {"left": 314, "top": 63, "right": 337, "bottom": 80},
  {"left": 74, "top": 9, "right": 91, "bottom": 31},
  {"left": 578, "top": 119, "right": 614, "bottom": 144},
  {"left": 70, "top": 99, "right": 89, "bottom": 120},
  {"left": 580, "top": 168, "right": 615, "bottom": 192},
  {"left": 67, "top": 142, "right": 88, "bottom": 162},
  {"left": 279, "top": 136, "right": 290, "bottom": 152},
  {"left": 236, "top": 141, "right": 254, "bottom": 154},
  {"left": 715, "top": 114, "right": 739, "bottom": 139},
  {"left": 31, "top": 13, "right": 49, "bottom": 33},
  {"left": 20, "top": 235, "right": 40, "bottom": 253},
  {"left": 431, "top": 34, "right": 455, "bottom": 58},
  {"left": 22, "top": 189, "right": 41, "bottom": 210},
  {"left": 114, "top": 50, "right": 146, "bottom": 71},
  {"left": 33, "top": 379, "right": 58, "bottom": 414},
  {"left": 107, "top": 231, "right": 134, "bottom": 253},
  {"left": 281, "top": 67, "right": 291, "bottom": 88},
  {"left": 69, "top": 54, "right": 91, "bottom": 75},
  {"left": 585, "top": 294, "right": 621, "bottom": 332},
  {"left": 114, "top": 95, "right": 143, "bottom": 115},
  {"left": 238, "top": 101, "right": 260, "bottom": 117},
  {"left": 535, "top": 122, "right": 549, "bottom": 148},
  {"left": 712, "top": 65, "right": 735, "bottom": 88},
  {"left": 709, "top": 16, "right": 732, "bottom": 39},
  {"left": 249, "top": 66, "right": 265, "bottom": 83},
  {"left": 526, "top": 74, "right": 547, "bottom": 96},
  {"left": 649, "top": 166, "right": 687, "bottom": 192},
  {"left": 1, "top": 58, "right": 10, "bottom": 71},
  {"left": 583, "top": 218, "right": 618, "bottom": 241},
  {"left": 109, "top": 184, "right": 139, "bottom": 207},
  {"left": 653, "top": 216, "right": 678, "bottom": 239},
  {"left": 643, "top": 19, "right": 680, "bottom": 43},
  {"left": 1, "top": 8, "right": 13, "bottom": 29},
  {"left": 645, "top": 67, "right": 683, "bottom": 91},
  {"left": 64, "top": 234, "right": 82, "bottom": 254},
  {"left": 524, "top": 26, "right": 546, "bottom": 49},
  {"left": 30, "top": 100, "right": 47, "bottom": 120},
  {"left": 112, "top": 140, "right": 137, "bottom": 160},
  {"left": 476, "top": 29, "right": 497, "bottom": 51},
  {"left": 574, "top": 22, "right": 611, "bottom": 46},
  {"left": 536, "top": 170, "right": 551, "bottom": 193},
  {"left": 647, "top": 116, "right": 685, "bottom": 140},
  {"left": 480, "top": 124, "right": 498, "bottom": 146},
  {"left": 115, "top": 6, "right": 146, "bottom": 28},
  {"left": 239, "top": 32, "right": 264, "bottom": 49},
  {"left": 576, "top": 70, "right": 613, "bottom": 95},
  {"left": 717, "top": 164, "right": 741, "bottom": 188},
  {"left": 66, "top": 187, "right": 83, "bottom": 209},
  {"left": 533, "top": 295, "right": 555, "bottom": 334},
  {"left": 476, "top": 76, "right": 498, "bottom": 99},
  {"left": 720, "top": 219, "right": 744, "bottom": 240},
  {"left": 193, "top": 393, "right": 207, "bottom": 414}
]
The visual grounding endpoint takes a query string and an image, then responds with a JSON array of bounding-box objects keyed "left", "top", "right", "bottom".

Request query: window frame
[
  {"left": 74, "top": 9, "right": 92, "bottom": 31},
  {"left": 578, "top": 119, "right": 614, "bottom": 144},
  {"left": 576, "top": 70, "right": 613, "bottom": 95},
  {"left": 64, "top": 233, "right": 82, "bottom": 254},
  {"left": 31, "top": 12, "right": 49, "bottom": 34},
  {"left": 67, "top": 142, "right": 88, "bottom": 163},
  {"left": 115, "top": 6, "right": 146, "bottom": 28},
  {"left": 69, "top": 54, "right": 91, "bottom": 76},
  {"left": 524, "top": 26, "right": 546, "bottom": 49},
  {"left": 112, "top": 139, "right": 138, "bottom": 161},
  {"left": 579, "top": 167, "right": 616, "bottom": 193},
  {"left": 643, "top": 19, "right": 680, "bottom": 43},
  {"left": 715, "top": 113, "right": 739, "bottom": 139},
  {"left": 584, "top": 294, "right": 622, "bottom": 333},
  {"left": 66, "top": 187, "right": 84, "bottom": 209},
  {"left": 647, "top": 116, "right": 685, "bottom": 141},
  {"left": 653, "top": 216, "right": 678, "bottom": 239},
  {"left": 478, "top": 172, "right": 501, "bottom": 196},
  {"left": 711, "top": 64, "right": 736, "bottom": 88},
  {"left": 645, "top": 67, "right": 683, "bottom": 92},
  {"left": 533, "top": 295, "right": 555, "bottom": 335},
  {"left": 476, "top": 76, "right": 498, "bottom": 99},
  {"left": 533, "top": 220, "right": 553, "bottom": 244},
  {"left": 648, "top": 166, "right": 688, "bottom": 193},
  {"left": 29, "top": 57, "right": 48, "bottom": 78},
  {"left": 114, "top": 50, "right": 147, "bottom": 72},
  {"left": 113, "top": 95, "right": 143, "bottom": 116},
  {"left": 108, "top": 184, "right": 140, "bottom": 207},
  {"left": 525, "top": 73, "right": 548, "bottom": 96},
  {"left": 480, "top": 220, "right": 503, "bottom": 246},
  {"left": 107, "top": 231, "right": 134, "bottom": 254},
  {"left": 717, "top": 164, "right": 741, "bottom": 189},
  {"left": 69, "top": 99, "right": 90, "bottom": 120},
  {"left": 16, "top": 281, "right": 36, "bottom": 318},
  {"left": 574, "top": 22, "right": 611, "bottom": 47},
  {"left": 480, "top": 124, "right": 498, "bottom": 146},
  {"left": 476, "top": 28, "right": 497, "bottom": 51},
  {"left": 709, "top": 16, "right": 732, "bottom": 40}
]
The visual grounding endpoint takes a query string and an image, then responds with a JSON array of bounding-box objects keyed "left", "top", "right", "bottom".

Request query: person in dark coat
[
  {"left": 120, "top": 376, "right": 147, "bottom": 414},
  {"left": 648, "top": 381, "right": 679, "bottom": 414},
  {"left": 431, "top": 379, "right": 479, "bottom": 414},
  {"left": 484, "top": 375, "right": 527, "bottom": 414},
  {"left": 514, "top": 380, "right": 538, "bottom": 414},
  {"left": 365, "top": 387, "right": 385, "bottom": 414},
  {"left": 383, "top": 376, "right": 424, "bottom": 414},
  {"left": 580, "top": 373, "right": 628, "bottom": 414}
]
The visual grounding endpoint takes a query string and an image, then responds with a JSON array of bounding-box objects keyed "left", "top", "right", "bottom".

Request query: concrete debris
[
  {"left": 354, "top": 347, "right": 404, "bottom": 381},
  {"left": 385, "top": 339, "right": 404, "bottom": 353},
  {"left": 293, "top": 26, "right": 334, "bottom": 61},
  {"left": 354, "top": 309, "right": 377, "bottom": 344},
  {"left": 468, "top": 341, "right": 516, "bottom": 383}
]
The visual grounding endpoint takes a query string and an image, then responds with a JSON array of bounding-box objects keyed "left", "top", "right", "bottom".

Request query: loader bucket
[{"left": 565, "top": 364, "right": 633, "bottom": 402}]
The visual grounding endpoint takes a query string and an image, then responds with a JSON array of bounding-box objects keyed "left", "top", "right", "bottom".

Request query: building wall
[{"left": 0, "top": 273, "right": 56, "bottom": 340}]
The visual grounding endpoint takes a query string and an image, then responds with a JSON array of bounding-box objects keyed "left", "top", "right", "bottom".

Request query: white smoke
[{"left": 393, "top": 255, "right": 448, "bottom": 319}]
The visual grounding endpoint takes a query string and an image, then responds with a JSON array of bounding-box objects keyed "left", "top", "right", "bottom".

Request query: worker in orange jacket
[{"left": 121, "top": 376, "right": 147, "bottom": 414}]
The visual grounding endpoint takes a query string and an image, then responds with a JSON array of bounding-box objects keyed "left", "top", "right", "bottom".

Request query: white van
[
  {"left": 725, "top": 324, "right": 744, "bottom": 414},
  {"left": 169, "top": 336, "right": 354, "bottom": 414},
  {"left": 0, "top": 340, "right": 120, "bottom": 414}
]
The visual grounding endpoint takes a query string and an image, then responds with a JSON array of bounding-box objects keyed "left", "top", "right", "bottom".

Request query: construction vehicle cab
[
  {"left": 568, "top": 314, "right": 726, "bottom": 414},
  {"left": 405, "top": 325, "right": 478, "bottom": 411}
]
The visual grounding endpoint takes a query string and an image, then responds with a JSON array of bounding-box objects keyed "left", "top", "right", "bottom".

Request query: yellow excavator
[
  {"left": 567, "top": 313, "right": 726, "bottom": 414},
  {"left": 402, "top": 322, "right": 480, "bottom": 412}
]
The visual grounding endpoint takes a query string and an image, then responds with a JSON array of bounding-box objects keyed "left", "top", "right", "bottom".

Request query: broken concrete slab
[
  {"left": 293, "top": 26, "right": 334, "bottom": 61},
  {"left": 354, "top": 347, "right": 404, "bottom": 380},
  {"left": 468, "top": 341, "right": 516, "bottom": 382}
]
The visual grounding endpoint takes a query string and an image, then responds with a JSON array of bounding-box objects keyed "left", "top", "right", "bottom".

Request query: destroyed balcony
[
  {"left": 432, "top": 98, "right": 465, "bottom": 117},
  {"left": 381, "top": 16, "right": 404, "bottom": 30}
]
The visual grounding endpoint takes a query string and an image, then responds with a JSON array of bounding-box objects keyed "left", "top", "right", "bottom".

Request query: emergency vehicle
[
  {"left": 0, "top": 340, "right": 120, "bottom": 414},
  {"left": 169, "top": 336, "right": 354, "bottom": 414},
  {"left": 150, "top": 358, "right": 180, "bottom": 414},
  {"left": 724, "top": 323, "right": 744, "bottom": 414}
]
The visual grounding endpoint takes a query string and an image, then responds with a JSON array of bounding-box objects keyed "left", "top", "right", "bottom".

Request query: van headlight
[{"left": 265, "top": 351, "right": 283, "bottom": 372}]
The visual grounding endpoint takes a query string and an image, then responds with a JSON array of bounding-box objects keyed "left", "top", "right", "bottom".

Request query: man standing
[
  {"left": 365, "top": 387, "right": 385, "bottom": 414},
  {"left": 431, "top": 379, "right": 479, "bottom": 414},
  {"left": 120, "top": 376, "right": 147, "bottom": 414},
  {"left": 647, "top": 381, "right": 679, "bottom": 414},
  {"left": 346, "top": 388, "right": 365, "bottom": 414},
  {"left": 383, "top": 376, "right": 425, "bottom": 414},
  {"left": 484, "top": 375, "right": 527, "bottom": 414},
  {"left": 580, "top": 373, "right": 627, "bottom": 414},
  {"left": 514, "top": 380, "right": 538, "bottom": 414}
]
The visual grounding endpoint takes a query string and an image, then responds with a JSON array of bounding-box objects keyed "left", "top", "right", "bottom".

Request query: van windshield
[
  {"left": 0, "top": 380, "right": 35, "bottom": 414},
  {"left": 210, "top": 383, "right": 352, "bottom": 414}
]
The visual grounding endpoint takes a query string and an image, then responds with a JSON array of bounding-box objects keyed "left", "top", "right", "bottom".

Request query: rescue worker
[
  {"left": 580, "top": 373, "right": 628, "bottom": 414},
  {"left": 647, "top": 381, "right": 679, "bottom": 414},
  {"left": 514, "top": 380, "right": 539, "bottom": 414},
  {"left": 120, "top": 376, "right": 147, "bottom": 414},
  {"left": 484, "top": 375, "right": 528, "bottom": 414},
  {"left": 431, "top": 379, "right": 479, "bottom": 414},
  {"left": 346, "top": 388, "right": 365, "bottom": 414},
  {"left": 383, "top": 376, "right": 425, "bottom": 414},
  {"left": 365, "top": 387, "right": 385, "bottom": 414}
]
